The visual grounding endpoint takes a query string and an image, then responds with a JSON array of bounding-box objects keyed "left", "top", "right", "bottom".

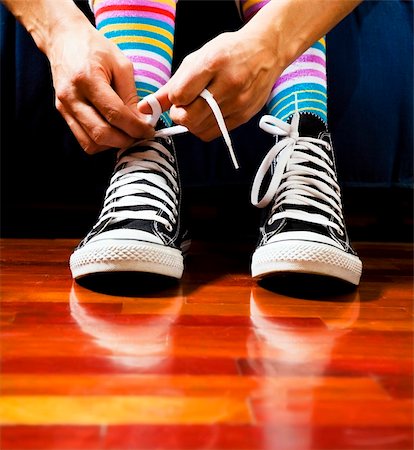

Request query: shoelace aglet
[
  {"left": 226, "top": 140, "right": 239, "bottom": 170},
  {"left": 154, "top": 125, "right": 188, "bottom": 138}
]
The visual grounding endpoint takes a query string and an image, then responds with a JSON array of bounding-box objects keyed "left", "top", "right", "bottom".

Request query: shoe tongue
[
  {"left": 155, "top": 117, "right": 168, "bottom": 131},
  {"left": 291, "top": 112, "right": 327, "bottom": 139}
]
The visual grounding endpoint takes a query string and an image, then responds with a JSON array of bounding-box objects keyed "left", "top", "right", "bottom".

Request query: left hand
[{"left": 137, "top": 30, "right": 282, "bottom": 141}]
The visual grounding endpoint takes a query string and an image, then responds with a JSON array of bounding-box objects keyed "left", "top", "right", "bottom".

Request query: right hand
[
  {"left": 47, "top": 21, "right": 154, "bottom": 154},
  {"left": 139, "top": 30, "right": 281, "bottom": 142}
]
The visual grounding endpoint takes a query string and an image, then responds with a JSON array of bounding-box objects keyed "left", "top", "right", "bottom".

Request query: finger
[
  {"left": 111, "top": 57, "right": 159, "bottom": 132},
  {"left": 137, "top": 84, "right": 173, "bottom": 115},
  {"left": 196, "top": 113, "right": 250, "bottom": 142},
  {"left": 86, "top": 79, "right": 154, "bottom": 139},
  {"left": 112, "top": 57, "right": 140, "bottom": 108},
  {"left": 168, "top": 84, "right": 233, "bottom": 135},
  {"left": 167, "top": 52, "right": 215, "bottom": 106},
  {"left": 174, "top": 102, "right": 252, "bottom": 142},
  {"left": 58, "top": 105, "right": 110, "bottom": 154},
  {"left": 169, "top": 98, "right": 211, "bottom": 130},
  {"left": 66, "top": 97, "right": 138, "bottom": 149},
  {"left": 171, "top": 86, "right": 265, "bottom": 140}
]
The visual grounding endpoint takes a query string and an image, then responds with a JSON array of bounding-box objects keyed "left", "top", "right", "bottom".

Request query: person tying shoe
[{"left": 1, "top": 0, "right": 363, "bottom": 286}]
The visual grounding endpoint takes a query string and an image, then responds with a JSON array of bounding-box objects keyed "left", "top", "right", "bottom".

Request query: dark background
[{"left": 1, "top": 0, "right": 413, "bottom": 242}]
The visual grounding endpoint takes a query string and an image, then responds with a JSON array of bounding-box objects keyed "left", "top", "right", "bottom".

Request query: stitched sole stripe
[
  {"left": 252, "top": 240, "right": 362, "bottom": 285},
  {"left": 70, "top": 240, "right": 183, "bottom": 279}
]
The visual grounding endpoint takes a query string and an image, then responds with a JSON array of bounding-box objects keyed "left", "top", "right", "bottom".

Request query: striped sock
[
  {"left": 240, "top": 0, "right": 328, "bottom": 125},
  {"left": 92, "top": 0, "right": 177, "bottom": 126}
]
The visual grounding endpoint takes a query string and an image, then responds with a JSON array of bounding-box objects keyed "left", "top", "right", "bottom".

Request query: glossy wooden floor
[{"left": 0, "top": 239, "right": 413, "bottom": 450}]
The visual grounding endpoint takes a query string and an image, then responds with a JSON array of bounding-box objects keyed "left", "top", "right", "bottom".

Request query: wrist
[
  {"left": 240, "top": 0, "right": 361, "bottom": 73},
  {"left": 42, "top": 3, "right": 92, "bottom": 56},
  {"left": 239, "top": 5, "right": 299, "bottom": 75},
  {"left": 4, "top": 0, "right": 92, "bottom": 56},
  {"left": 238, "top": 19, "right": 291, "bottom": 77}
]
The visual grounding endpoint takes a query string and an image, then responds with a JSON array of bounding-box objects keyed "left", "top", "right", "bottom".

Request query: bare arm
[
  {"left": 140, "top": 0, "right": 362, "bottom": 141},
  {"left": 242, "top": 0, "right": 362, "bottom": 67},
  {"left": 2, "top": 0, "right": 154, "bottom": 153}
]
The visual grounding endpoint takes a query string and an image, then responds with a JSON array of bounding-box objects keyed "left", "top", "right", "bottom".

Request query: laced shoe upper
[
  {"left": 251, "top": 112, "right": 356, "bottom": 254},
  {"left": 76, "top": 88, "right": 236, "bottom": 252},
  {"left": 76, "top": 133, "right": 185, "bottom": 250}
]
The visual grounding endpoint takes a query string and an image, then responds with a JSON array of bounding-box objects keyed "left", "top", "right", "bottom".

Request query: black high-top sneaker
[
  {"left": 250, "top": 112, "right": 362, "bottom": 285},
  {"left": 70, "top": 133, "right": 189, "bottom": 280}
]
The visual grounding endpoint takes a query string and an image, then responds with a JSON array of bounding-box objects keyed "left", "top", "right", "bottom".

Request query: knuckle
[
  {"left": 178, "top": 115, "right": 192, "bottom": 130},
  {"left": 232, "top": 92, "right": 251, "bottom": 115},
  {"left": 227, "top": 72, "right": 245, "bottom": 90},
  {"left": 104, "top": 107, "right": 121, "bottom": 125},
  {"left": 90, "top": 125, "right": 110, "bottom": 145},
  {"left": 181, "top": 53, "right": 195, "bottom": 69},
  {"left": 55, "top": 99, "right": 64, "bottom": 113},
  {"left": 204, "top": 53, "right": 223, "bottom": 72},
  {"left": 83, "top": 142, "right": 99, "bottom": 155},
  {"left": 198, "top": 132, "right": 214, "bottom": 143},
  {"left": 120, "top": 57, "right": 134, "bottom": 72},
  {"left": 241, "top": 91, "right": 252, "bottom": 107},
  {"left": 169, "top": 85, "right": 188, "bottom": 105},
  {"left": 170, "top": 108, "right": 188, "bottom": 126},
  {"left": 55, "top": 84, "right": 71, "bottom": 103},
  {"left": 71, "top": 69, "right": 89, "bottom": 86}
]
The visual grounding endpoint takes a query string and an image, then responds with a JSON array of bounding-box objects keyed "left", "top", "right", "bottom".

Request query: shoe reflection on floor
[
  {"left": 69, "top": 282, "right": 184, "bottom": 370},
  {"left": 246, "top": 284, "right": 360, "bottom": 450}
]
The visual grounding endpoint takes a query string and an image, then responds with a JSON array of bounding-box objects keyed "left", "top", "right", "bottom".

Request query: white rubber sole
[
  {"left": 70, "top": 239, "right": 184, "bottom": 280},
  {"left": 252, "top": 240, "right": 362, "bottom": 285}
]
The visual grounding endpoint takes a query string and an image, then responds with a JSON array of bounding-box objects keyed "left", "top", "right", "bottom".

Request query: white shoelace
[
  {"left": 92, "top": 89, "right": 237, "bottom": 233},
  {"left": 251, "top": 112, "right": 345, "bottom": 234},
  {"left": 145, "top": 89, "right": 239, "bottom": 169},
  {"left": 93, "top": 139, "right": 179, "bottom": 232}
]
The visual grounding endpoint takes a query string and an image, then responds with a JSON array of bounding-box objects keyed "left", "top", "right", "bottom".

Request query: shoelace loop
[
  {"left": 251, "top": 112, "right": 345, "bottom": 234},
  {"left": 143, "top": 89, "right": 239, "bottom": 170}
]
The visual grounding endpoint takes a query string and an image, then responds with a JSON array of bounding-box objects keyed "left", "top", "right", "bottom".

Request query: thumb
[
  {"left": 137, "top": 84, "right": 172, "bottom": 115},
  {"left": 112, "top": 58, "right": 140, "bottom": 109}
]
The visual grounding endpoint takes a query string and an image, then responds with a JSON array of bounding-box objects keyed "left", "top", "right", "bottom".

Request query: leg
[
  {"left": 241, "top": 0, "right": 327, "bottom": 124},
  {"left": 241, "top": 0, "right": 362, "bottom": 285},
  {"left": 70, "top": 0, "right": 189, "bottom": 282},
  {"left": 93, "top": 0, "right": 177, "bottom": 126},
  {"left": 266, "top": 37, "right": 327, "bottom": 123}
]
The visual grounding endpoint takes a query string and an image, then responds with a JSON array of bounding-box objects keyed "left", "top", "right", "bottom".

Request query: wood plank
[
  {"left": 1, "top": 425, "right": 412, "bottom": 450},
  {"left": 0, "top": 395, "right": 251, "bottom": 425}
]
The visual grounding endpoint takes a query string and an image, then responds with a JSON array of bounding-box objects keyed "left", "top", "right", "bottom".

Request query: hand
[
  {"left": 138, "top": 30, "right": 281, "bottom": 141},
  {"left": 48, "top": 22, "right": 154, "bottom": 153}
]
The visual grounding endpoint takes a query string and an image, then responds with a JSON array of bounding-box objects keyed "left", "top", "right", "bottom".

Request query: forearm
[
  {"left": 2, "top": 0, "right": 154, "bottom": 152},
  {"left": 1, "top": 0, "right": 92, "bottom": 55},
  {"left": 240, "top": 0, "right": 362, "bottom": 70}
]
